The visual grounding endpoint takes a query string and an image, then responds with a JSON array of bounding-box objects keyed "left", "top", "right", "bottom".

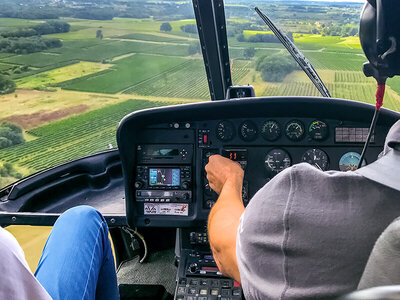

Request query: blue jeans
[{"left": 34, "top": 206, "right": 120, "bottom": 300}]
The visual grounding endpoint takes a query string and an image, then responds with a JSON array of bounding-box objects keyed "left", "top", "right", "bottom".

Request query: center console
[{"left": 174, "top": 228, "right": 243, "bottom": 300}]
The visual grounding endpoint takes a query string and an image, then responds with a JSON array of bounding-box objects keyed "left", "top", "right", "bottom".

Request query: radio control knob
[
  {"left": 182, "top": 181, "right": 190, "bottom": 189},
  {"left": 189, "top": 263, "right": 198, "bottom": 273},
  {"left": 183, "top": 193, "right": 190, "bottom": 200},
  {"left": 134, "top": 181, "right": 143, "bottom": 189}
]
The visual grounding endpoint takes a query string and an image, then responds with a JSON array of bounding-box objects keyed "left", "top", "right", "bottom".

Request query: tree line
[
  {"left": 0, "top": 21, "right": 69, "bottom": 55},
  {"left": 160, "top": 22, "right": 198, "bottom": 35},
  {"left": 0, "top": 2, "right": 195, "bottom": 21},
  {"left": 1, "top": 21, "right": 70, "bottom": 38}
]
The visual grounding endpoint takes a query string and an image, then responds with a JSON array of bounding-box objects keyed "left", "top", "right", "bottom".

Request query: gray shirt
[{"left": 236, "top": 122, "right": 400, "bottom": 300}]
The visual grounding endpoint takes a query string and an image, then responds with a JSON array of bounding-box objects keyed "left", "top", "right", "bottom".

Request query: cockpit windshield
[{"left": 1, "top": 0, "right": 400, "bottom": 189}]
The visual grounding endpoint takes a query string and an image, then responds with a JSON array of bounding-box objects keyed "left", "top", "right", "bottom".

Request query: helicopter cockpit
[{"left": 1, "top": 0, "right": 400, "bottom": 299}]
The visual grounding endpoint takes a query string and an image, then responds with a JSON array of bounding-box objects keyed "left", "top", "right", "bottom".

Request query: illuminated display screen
[
  {"left": 222, "top": 149, "right": 247, "bottom": 161},
  {"left": 149, "top": 168, "right": 180, "bottom": 186},
  {"left": 148, "top": 148, "right": 179, "bottom": 156}
]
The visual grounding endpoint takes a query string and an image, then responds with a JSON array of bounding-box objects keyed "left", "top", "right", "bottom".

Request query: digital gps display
[
  {"left": 148, "top": 148, "right": 179, "bottom": 156},
  {"left": 149, "top": 168, "right": 180, "bottom": 186}
]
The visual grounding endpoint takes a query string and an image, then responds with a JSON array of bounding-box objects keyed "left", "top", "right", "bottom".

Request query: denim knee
[{"left": 58, "top": 205, "right": 105, "bottom": 228}]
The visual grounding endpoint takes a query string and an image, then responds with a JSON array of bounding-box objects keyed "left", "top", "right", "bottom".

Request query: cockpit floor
[{"left": 117, "top": 248, "right": 177, "bottom": 295}]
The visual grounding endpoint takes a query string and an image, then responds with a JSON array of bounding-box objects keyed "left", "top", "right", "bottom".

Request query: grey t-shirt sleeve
[
  {"left": 236, "top": 167, "right": 293, "bottom": 300},
  {"left": 358, "top": 217, "right": 400, "bottom": 289},
  {"left": 0, "top": 227, "right": 52, "bottom": 300}
]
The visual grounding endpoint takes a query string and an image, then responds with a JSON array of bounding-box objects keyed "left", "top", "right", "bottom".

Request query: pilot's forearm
[{"left": 208, "top": 177, "right": 244, "bottom": 282}]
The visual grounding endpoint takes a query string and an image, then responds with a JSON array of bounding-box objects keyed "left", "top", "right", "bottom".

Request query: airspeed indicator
[{"left": 261, "top": 120, "right": 281, "bottom": 141}]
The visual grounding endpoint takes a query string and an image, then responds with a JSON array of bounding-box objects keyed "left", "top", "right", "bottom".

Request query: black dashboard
[{"left": 117, "top": 97, "right": 400, "bottom": 228}]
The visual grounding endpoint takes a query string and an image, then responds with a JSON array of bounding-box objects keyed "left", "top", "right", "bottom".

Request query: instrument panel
[{"left": 117, "top": 97, "right": 399, "bottom": 227}]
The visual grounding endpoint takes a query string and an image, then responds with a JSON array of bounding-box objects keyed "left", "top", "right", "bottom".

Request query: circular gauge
[
  {"left": 285, "top": 120, "right": 305, "bottom": 141},
  {"left": 301, "top": 148, "right": 329, "bottom": 171},
  {"left": 261, "top": 120, "right": 281, "bottom": 141},
  {"left": 339, "top": 152, "right": 367, "bottom": 171},
  {"left": 216, "top": 120, "right": 235, "bottom": 141},
  {"left": 265, "top": 149, "right": 292, "bottom": 173},
  {"left": 239, "top": 120, "right": 258, "bottom": 141},
  {"left": 309, "top": 120, "right": 329, "bottom": 141}
]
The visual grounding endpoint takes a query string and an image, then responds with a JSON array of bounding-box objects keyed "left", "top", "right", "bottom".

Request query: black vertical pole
[{"left": 192, "top": 0, "right": 232, "bottom": 100}]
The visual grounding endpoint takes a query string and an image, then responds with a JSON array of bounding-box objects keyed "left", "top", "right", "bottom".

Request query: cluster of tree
[
  {"left": 73, "top": 9, "right": 114, "bottom": 20},
  {"left": 237, "top": 31, "right": 294, "bottom": 44},
  {"left": 188, "top": 42, "right": 201, "bottom": 55},
  {"left": 180, "top": 24, "right": 197, "bottom": 34},
  {"left": 243, "top": 47, "right": 256, "bottom": 60},
  {"left": 0, "top": 162, "right": 22, "bottom": 182},
  {"left": 0, "top": 75, "right": 16, "bottom": 95},
  {"left": 237, "top": 33, "right": 278, "bottom": 43},
  {"left": 227, "top": 21, "right": 266, "bottom": 36},
  {"left": 96, "top": 29, "right": 103, "bottom": 40},
  {"left": 0, "top": 36, "right": 62, "bottom": 54},
  {"left": 320, "top": 24, "right": 358, "bottom": 37},
  {"left": 0, "top": 123, "right": 24, "bottom": 150},
  {"left": 160, "top": 22, "right": 172, "bottom": 32},
  {"left": 1, "top": 21, "right": 70, "bottom": 38},
  {"left": 256, "top": 53, "right": 299, "bottom": 82}
]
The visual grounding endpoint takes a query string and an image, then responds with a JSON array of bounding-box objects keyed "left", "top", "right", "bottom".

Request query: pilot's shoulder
[
  {"left": 291, "top": 162, "right": 364, "bottom": 181},
  {"left": 252, "top": 163, "right": 364, "bottom": 201}
]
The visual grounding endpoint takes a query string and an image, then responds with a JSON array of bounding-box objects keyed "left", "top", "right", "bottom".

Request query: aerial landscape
[{"left": 1, "top": 0, "right": 400, "bottom": 188}]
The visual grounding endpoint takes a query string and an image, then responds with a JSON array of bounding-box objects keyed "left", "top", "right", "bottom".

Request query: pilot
[{"left": 205, "top": 119, "right": 400, "bottom": 299}]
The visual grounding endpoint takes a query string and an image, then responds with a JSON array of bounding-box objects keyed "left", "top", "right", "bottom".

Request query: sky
[
  {"left": 313, "top": 0, "right": 364, "bottom": 2},
  {"left": 299, "top": 0, "right": 364, "bottom": 2}
]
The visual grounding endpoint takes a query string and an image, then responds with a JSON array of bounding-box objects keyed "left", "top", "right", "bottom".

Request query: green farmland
[
  {"left": 60, "top": 54, "right": 188, "bottom": 94},
  {"left": 0, "top": 100, "right": 186, "bottom": 173},
  {"left": 1, "top": 9, "right": 400, "bottom": 188}
]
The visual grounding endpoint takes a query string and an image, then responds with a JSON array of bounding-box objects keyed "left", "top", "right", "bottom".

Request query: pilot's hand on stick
[{"left": 205, "top": 155, "right": 244, "bottom": 195}]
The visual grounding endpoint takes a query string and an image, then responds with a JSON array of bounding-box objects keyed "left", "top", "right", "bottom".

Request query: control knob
[
  {"left": 182, "top": 181, "right": 190, "bottom": 190},
  {"left": 134, "top": 181, "right": 143, "bottom": 189},
  {"left": 189, "top": 263, "right": 198, "bottom": 273}
]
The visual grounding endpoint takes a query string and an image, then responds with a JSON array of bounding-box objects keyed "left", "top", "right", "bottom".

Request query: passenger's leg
[{"left": 34, "top": 205, "right": 119, "bottom": 300}]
